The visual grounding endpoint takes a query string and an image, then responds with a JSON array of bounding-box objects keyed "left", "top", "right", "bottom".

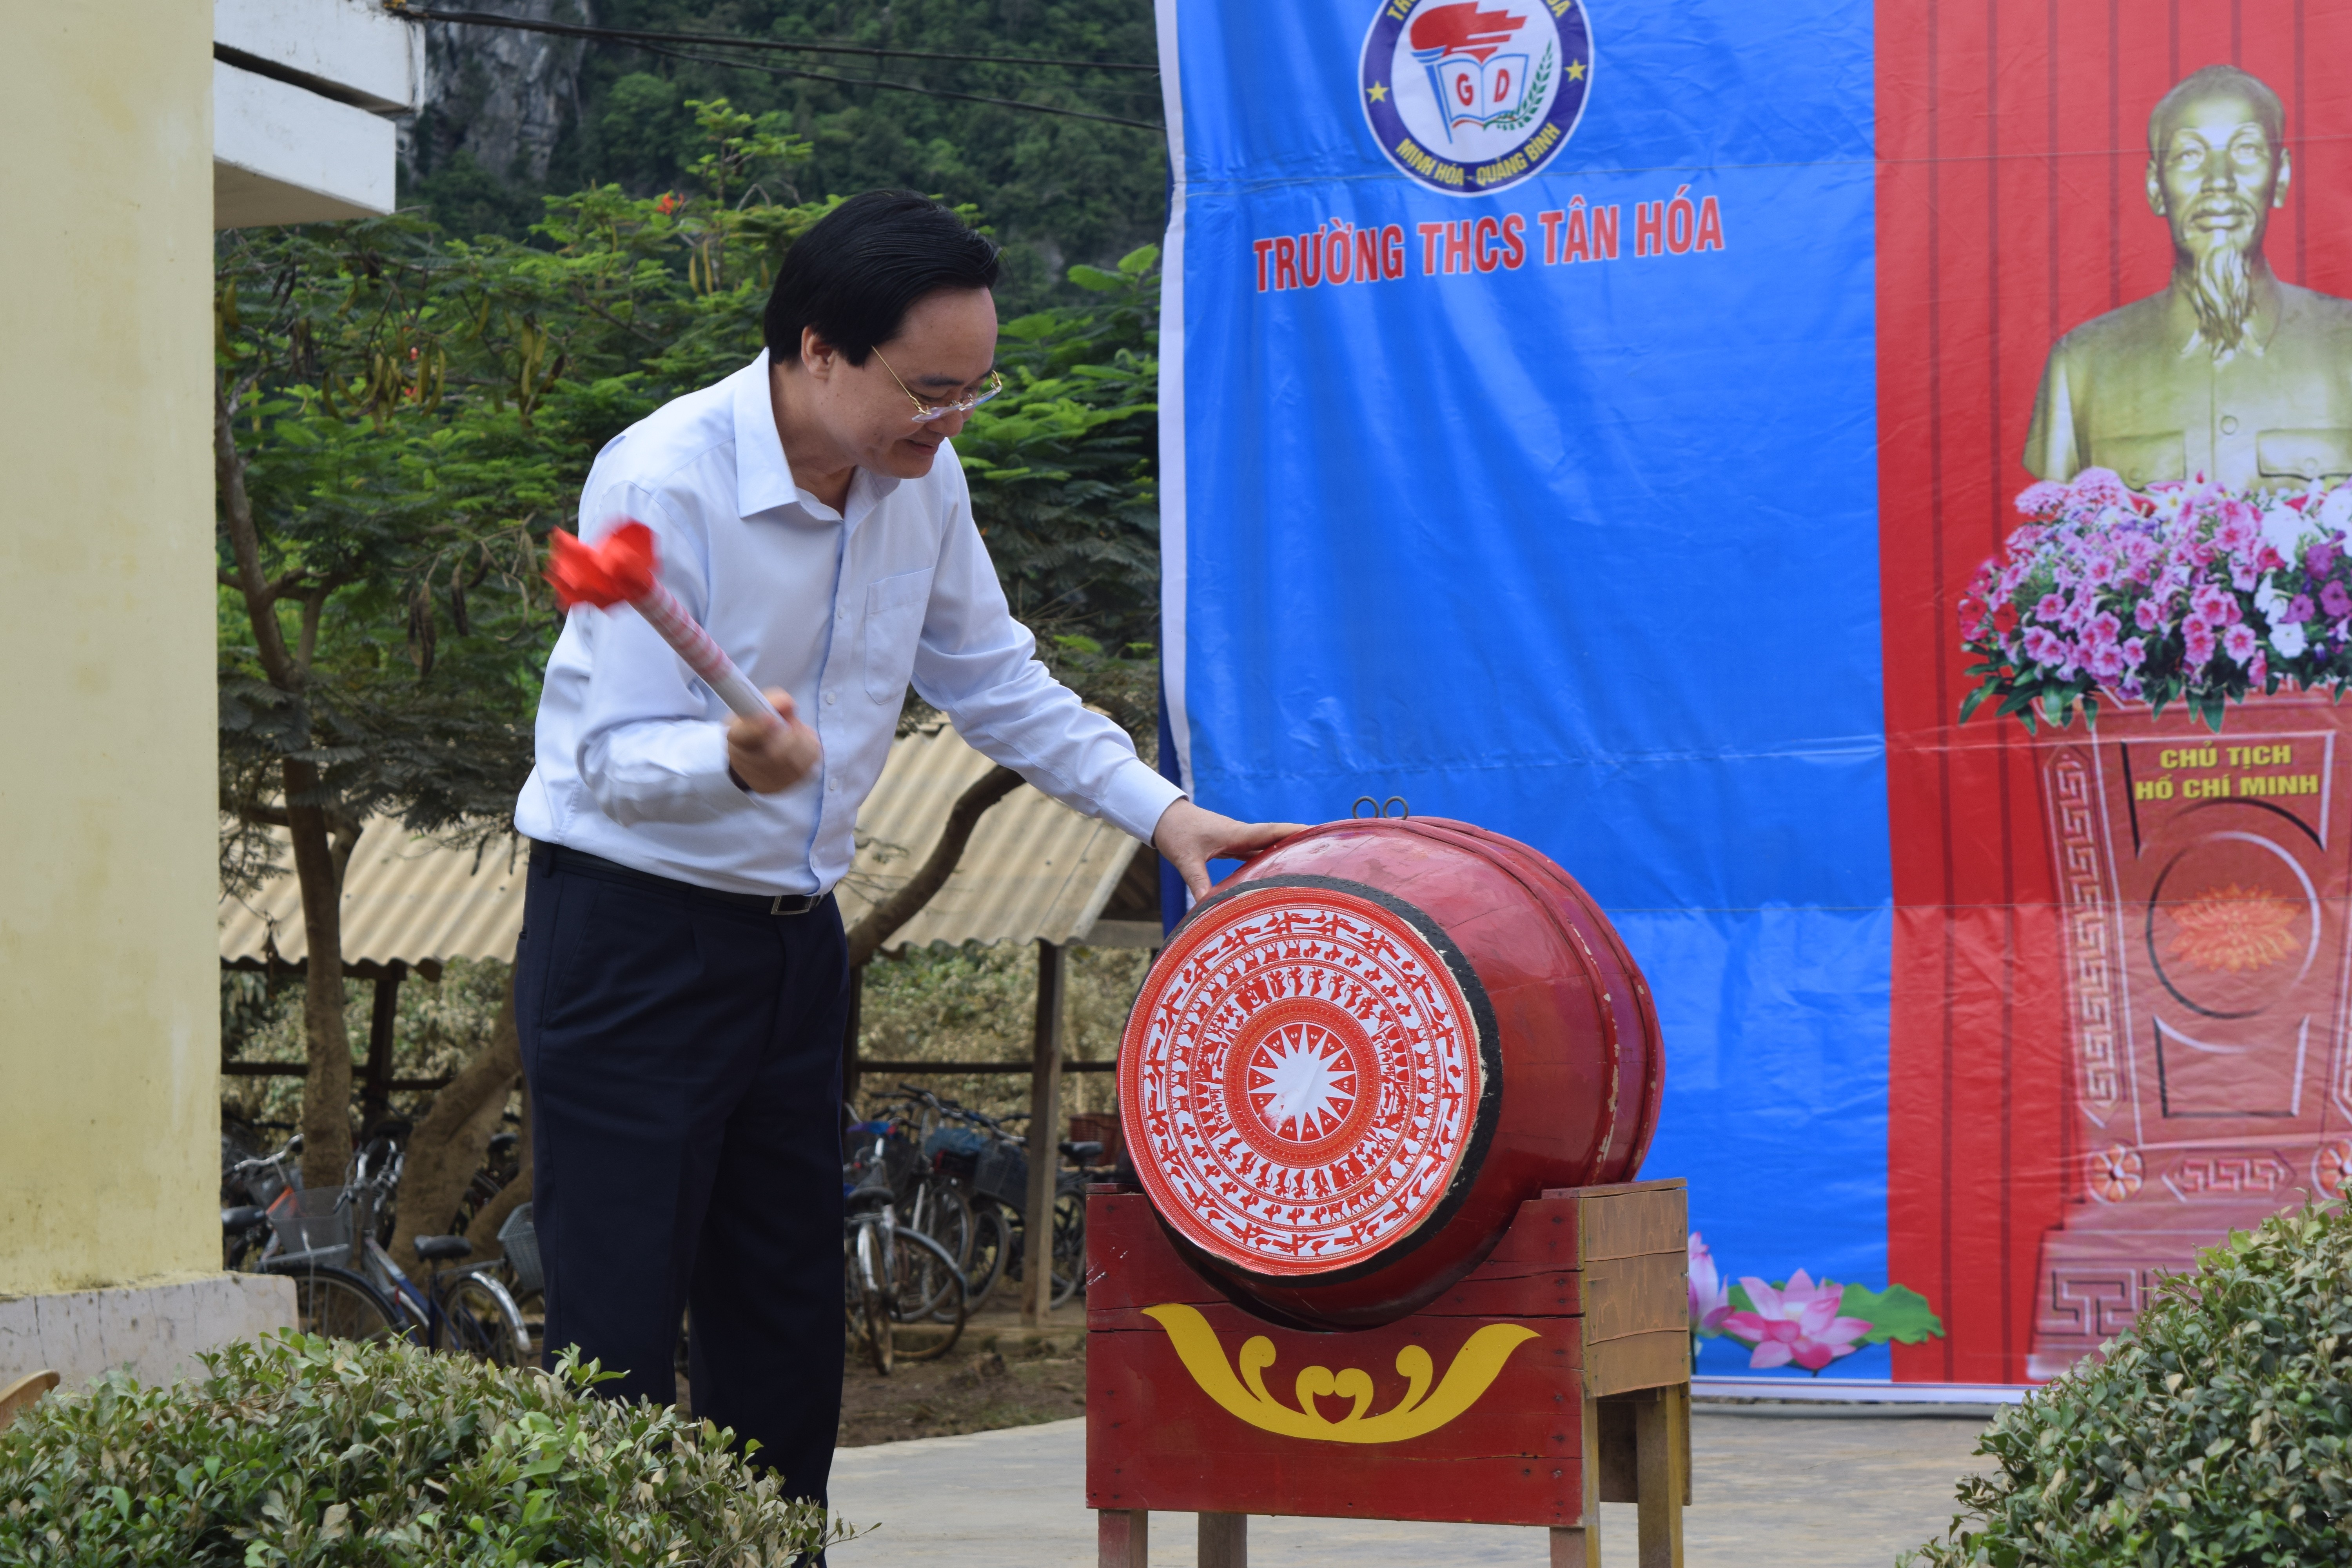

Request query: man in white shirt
[{"left": 512, "top": 191, "right": 1292, "bottom": 1510}]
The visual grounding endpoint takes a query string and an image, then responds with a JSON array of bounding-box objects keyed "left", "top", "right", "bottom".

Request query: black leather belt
[{"left": 531, "top": 842, "right": 828, "bottom": 915}]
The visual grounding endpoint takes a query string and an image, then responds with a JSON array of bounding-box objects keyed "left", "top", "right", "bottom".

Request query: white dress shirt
[{"left": 514, "top": 351, "right": 1183, "bottom": 896}]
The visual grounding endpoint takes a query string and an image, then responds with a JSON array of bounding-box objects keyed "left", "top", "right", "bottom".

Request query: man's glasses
[{"left": 873, "top": 348, "right": 1005, "bottom": 425}]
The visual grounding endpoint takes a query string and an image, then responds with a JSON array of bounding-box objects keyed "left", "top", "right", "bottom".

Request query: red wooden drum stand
[
  {"left": 1093, "top": 821, "right": 1689, "bottom": 1564},
  {"left": 1085, "top": 1180, "right": 1692, "bottom": 1566}
]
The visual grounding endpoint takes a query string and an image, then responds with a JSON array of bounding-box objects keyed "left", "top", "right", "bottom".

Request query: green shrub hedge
[
  {"left": 0, "top": 1333, "right": 854, "bottom": 1566},
  {"left": 1907, "top": 1205, "right": 2352, "bottom": 1566}
]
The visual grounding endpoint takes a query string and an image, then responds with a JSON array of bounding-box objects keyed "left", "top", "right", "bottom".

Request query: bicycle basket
[
  {"left": 497, "top": 1203, "right": 542, "bottom": 1294},
  {"left": 973, "top": 1141, "right": 1030, "bottom": 1209},
  {"left": 923, "top": 1125, "right": 985, "bottom": 1180},
  {"left": 261, "top": 1185, "right": 354, "bottom": 1272}
]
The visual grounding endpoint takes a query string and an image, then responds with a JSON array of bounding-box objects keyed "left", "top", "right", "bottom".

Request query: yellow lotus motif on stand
[{"left": 1142, "top": 1303, "right": 1540, "bottom": 1444}]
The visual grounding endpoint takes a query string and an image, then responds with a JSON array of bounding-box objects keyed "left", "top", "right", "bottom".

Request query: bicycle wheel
[
  {"left": 907, "top": 1176, "right": 974, "bottom": 1271},
  {"left": 1049, "top": 1187, "right": 1087, "bottom": 1309},
  {"left": 886, "top": 1228, "right": 968, "bottom": 1361},
  {"left": 437, "top": 1274, "right": 529, "bottom": 1367},
  {"left": 289, "top": 1267, "right": 403, "bottom": 1345},
  {"left": 961, "top": 1201, "right": 1013, "bottom": 1312}
]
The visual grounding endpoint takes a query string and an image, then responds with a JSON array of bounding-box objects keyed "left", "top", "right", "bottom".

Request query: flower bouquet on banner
[
  {"left": 1686, "top": 1234, "right": 1942, "bottom": 1376},
  {"left": 1957, "top": 469, "right": 2352, "bottom": 1380}
]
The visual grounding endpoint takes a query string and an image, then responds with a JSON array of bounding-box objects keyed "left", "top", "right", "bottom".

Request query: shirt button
[
  {"left": 824, "top": 690, "right": 838, "bottom": 706},
  {"left": 827, "top": 778, "right": 839, "bottom": 792},
  {"left": 2221, "top": 414, "right": 2240, "bottom": 435},
  {"left": 837, "top": 610, "right": 848, "bottom": 622}
]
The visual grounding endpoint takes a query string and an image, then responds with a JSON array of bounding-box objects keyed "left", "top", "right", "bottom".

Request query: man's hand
[
  {"left": 727, "top": 688, "right": 823, "bottom": 793},
  {"left": 1152, "top": 798, "right": 1305, "bottom": 900}
]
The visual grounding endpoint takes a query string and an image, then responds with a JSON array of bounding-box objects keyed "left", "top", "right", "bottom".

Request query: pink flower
[
  {"left": 2016, "top": 481, "right": 2069, "bottom": 517},
  {"left": 2070, "top": 469, "right": 2131, "bottom": 510},
  {"left": 1717, "top": 1272, "right": 1873, "bottom": 1372},
  {"left": 2122, "top": 637, "right": 2148, "bottom": 668},
  {"left": 2083, "top": 611, "right": 2122, "bottom": 648},
  {"left": 2216, "top": 513, "right": 2259, "bottom": 555},
  {"left": 2224, "top": 622, "right": 2259, "bottom": 664},
  {"left": 2186, "top": 623, "right": 2218, "bottom": 666},
  {"left": 2134, "top": 599, "right": 2165, "bottom": 632},
  {"left": 2251, "top": 652, "right": 2270, "bottom": 685},
  {"left": 2022, "top": 626, "right": 2066, "bottom": 665},
  {"left": 2087, "top": 643, "right": 2126, "bottom": 681},
  {"left": 2034, "top": 592, "right": 2067, "bottom": 623},
  {"left": 2191, "top": 584, "right": 2234, "bottom": 624},
  {"left": 2324, "top": 580, "right": 2352, "bottom": 620},
  {"left": 2288, "top": 594, "right": 2316, "bottom": 624},
  {"left": 1688, "top": 1233, "right": 1731, "bottom": 1332}
]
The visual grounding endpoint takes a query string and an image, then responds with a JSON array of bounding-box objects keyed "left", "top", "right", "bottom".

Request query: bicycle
[
  {"left": 842, "top": 1130, "right": 968, "bottom": 1375},
  {"left": 223, "top": 1132, "right": 529, "bottom": 1365},
  {"left": 345, "top": 1135, "right": 532, "bottom": 1367},
  {"left": 222, "top": 1134, "right": 406, "bottom": 1344}
]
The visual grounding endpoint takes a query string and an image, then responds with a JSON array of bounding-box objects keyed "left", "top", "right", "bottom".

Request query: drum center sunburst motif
[
  {"left": 1250, "top": 1023, "right": 1355, "bottom": 1140},
  {"left": 1123, "top": 884, "right": 1483, "bottom": 1276}
]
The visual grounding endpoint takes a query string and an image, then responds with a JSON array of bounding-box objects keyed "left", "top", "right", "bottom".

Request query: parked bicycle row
[
  {"left": 837, "top": 1083, "right": 1110, "bottom": 1374},
  {"left": 218, "top": 1080, "right": 1112, "bottom": 1381}
]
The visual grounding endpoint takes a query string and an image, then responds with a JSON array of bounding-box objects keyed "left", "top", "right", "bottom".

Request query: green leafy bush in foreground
[
  {"left": 0, "top": 1332, "right": 857, "bottom": 1566},
  {"left": 1907, "top": 1205, "right": 2352, "bottom": 1566}
]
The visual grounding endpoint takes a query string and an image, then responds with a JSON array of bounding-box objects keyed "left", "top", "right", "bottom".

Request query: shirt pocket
[
  {"left": 2258, "top": 429, "right": 2352, "bottom": 485},
  {"left": 862, "top": 567, "right": 936, "bottom": 703},
  {"left": 2088, "top": 432, "right": 2185, "bottom": 490}
]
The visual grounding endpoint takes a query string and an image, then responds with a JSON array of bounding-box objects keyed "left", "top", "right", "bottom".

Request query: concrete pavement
[{"left": 828, "top": 1404, "right": 1995, "bottom": 1566}]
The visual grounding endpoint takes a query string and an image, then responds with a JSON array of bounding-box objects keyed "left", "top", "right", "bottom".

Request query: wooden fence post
[{"left": 1021, "top": 938, "right": 1067, "bottom": 1326}]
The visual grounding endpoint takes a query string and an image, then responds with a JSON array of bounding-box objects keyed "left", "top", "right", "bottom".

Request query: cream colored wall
[{"left": 0, "top": 6, "right": 220, "bottom": 1294}]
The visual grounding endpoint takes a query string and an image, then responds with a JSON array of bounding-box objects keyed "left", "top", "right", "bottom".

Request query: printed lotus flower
[
  {"left": 1717, "top": 1271, "right": 1873, "bottom": 1372},
  {"left": 1688, "top": 1232, "right": 1731, "bottom": 1334}
]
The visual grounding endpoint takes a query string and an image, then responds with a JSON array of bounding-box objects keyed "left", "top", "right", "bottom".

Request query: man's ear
[
  {"left": 2274, "top": 147, "right": 2294, "bottom": 209},
  {"left": 800, "top": 326, "right": 840, "bottom": 380},
  {"left": 2146, "top": 158, "right": 2167, "bottom": 218}
]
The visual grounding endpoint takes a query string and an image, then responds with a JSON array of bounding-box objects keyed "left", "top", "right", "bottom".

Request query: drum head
[{"left": 1118, "top": 875, "right": 1496, "bottom": 1280}]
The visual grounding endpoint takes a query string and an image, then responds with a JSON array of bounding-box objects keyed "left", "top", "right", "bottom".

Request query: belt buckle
[{"left": 769, "top": 892, "right": 816, "bottom": 916}]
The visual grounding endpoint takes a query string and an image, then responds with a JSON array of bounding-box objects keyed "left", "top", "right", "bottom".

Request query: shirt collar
[
  {"left": 731, "top": 349, "right": 799, "bottom": 519},
  {"left": 731, "top": 349, "right": 907, "bottom": 531}
]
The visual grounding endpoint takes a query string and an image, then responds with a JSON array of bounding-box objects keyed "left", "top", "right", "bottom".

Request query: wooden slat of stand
[
  {"left": 1098, "top": 1507, "right": 1147, "bottom": 1568},
  {"left": 1197, "top": 1510, "right": 1247, "bottom": 1567}
]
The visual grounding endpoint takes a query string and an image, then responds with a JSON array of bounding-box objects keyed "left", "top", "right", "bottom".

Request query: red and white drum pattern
[{"left": 1123, "top": 885, "right": 1483, "bottom": 1276}]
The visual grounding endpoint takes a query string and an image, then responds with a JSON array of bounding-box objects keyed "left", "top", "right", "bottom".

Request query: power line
[
  {"left": 387, "top": 5, "right": 1160, "bottom": 74},
  {"left": 635, "top": 42, "right": 1163, "bottom": 130}
]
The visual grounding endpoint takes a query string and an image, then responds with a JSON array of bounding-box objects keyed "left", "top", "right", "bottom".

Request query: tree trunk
[
  {"left": 284, "top": 759, "right": 356, "bottom": 1187},
  {"left": 389, "top": 972, "right": 521, "bottom": 1281},
  {"left": 845, "top": 764, "right": 1024, "bottom": 968}
]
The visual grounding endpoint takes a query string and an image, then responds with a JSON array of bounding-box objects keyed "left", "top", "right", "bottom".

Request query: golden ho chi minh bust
[{"left": 2025, "top": 64, "right": 2352, "bottom": 492}]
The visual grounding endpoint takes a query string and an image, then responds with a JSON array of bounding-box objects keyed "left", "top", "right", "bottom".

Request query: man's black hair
[{"left": 762, "top": 190, "right": 1000, "bottom": 367}]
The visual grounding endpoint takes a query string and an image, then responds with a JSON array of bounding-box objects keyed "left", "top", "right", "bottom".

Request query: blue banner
[{"left": 1157, "top": 0, "right": 1893, "bottom": 1375}]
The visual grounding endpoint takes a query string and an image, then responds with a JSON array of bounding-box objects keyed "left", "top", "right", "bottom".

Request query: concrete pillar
[{"left": 0, "top": 2, "right": 294, "bottom": 1384}]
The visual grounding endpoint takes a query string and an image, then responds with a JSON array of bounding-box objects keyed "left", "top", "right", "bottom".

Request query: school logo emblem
[{"left": 1361, "top": 0, "right": 1594, "bottom": 196}]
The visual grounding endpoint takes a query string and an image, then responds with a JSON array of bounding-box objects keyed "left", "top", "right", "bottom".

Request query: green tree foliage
[
  {"left": 1906, "top": 1205, "right": 2352, "bottom": 1566},
  {"left": 222, "top": 99, "right": 1161, "bottom": 1185},
  {"left": 0, "top": 1334, "right": 854, "bottom": 1564},
  {"left": 407, "top": 0, "right": 1168, "bottom": 314}
]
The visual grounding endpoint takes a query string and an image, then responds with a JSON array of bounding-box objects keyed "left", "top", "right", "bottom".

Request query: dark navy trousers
[{"left": 514, "top": 845, "right": 849, "bottom": 1503}]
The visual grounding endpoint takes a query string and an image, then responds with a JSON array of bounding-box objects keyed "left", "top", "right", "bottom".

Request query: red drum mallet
[{"left": 544, "top": 521, "right": 782, "bottom": 732}]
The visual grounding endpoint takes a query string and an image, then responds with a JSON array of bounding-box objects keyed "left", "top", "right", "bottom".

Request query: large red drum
[{"left": 1116, "top": 818, "right": 1664, "bottom": 1328}]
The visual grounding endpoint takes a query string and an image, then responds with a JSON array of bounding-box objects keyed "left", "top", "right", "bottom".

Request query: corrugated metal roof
[{"left": 218, "top": 723, "right": 1152, "bottom": 968}]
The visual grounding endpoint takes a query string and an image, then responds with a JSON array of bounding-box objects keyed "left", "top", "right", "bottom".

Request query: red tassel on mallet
[{"left": 543, "top": 522, "right": 781, "bottom": 730}]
